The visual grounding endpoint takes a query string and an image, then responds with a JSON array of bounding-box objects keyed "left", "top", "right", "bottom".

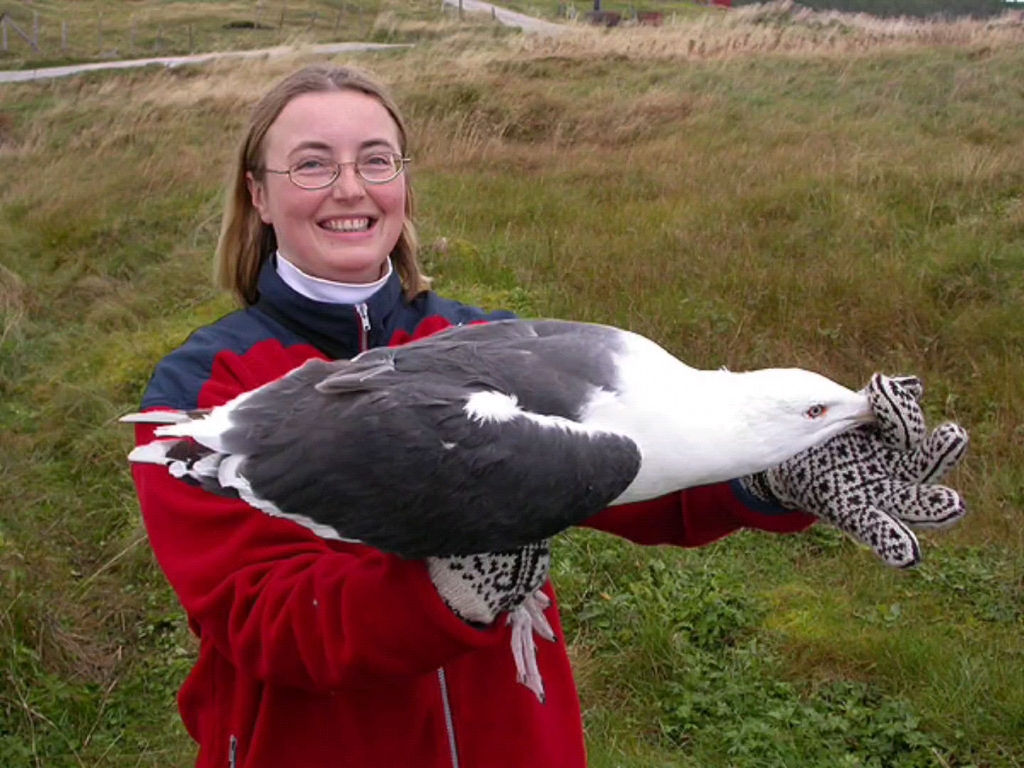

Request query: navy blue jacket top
[{"left": 141, "top": 259, "right": 515, "bottom": 411}]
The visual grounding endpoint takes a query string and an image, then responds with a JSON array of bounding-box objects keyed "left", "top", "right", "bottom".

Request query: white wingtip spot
[
  {"left": 119, "top": 411, "right": 192, "bottom": 424},
  {"left": 464, "top": 391, "right": 522, "bottom": 424}
]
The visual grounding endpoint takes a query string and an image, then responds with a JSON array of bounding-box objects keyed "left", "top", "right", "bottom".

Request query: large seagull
[{"left": 124, "top": 318, "right": 874, "bottom": 698}]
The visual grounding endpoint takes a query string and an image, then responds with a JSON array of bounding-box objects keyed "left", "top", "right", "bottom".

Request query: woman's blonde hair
[{"left": 215, "top": 65, "right": 428, "bottom": 306}]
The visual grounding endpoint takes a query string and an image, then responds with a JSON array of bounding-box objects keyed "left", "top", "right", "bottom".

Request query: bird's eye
[{"left": 805, "top": 404, "right": 828, "bottom": 419}]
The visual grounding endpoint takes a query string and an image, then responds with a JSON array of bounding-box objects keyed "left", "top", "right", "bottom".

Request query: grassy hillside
[
  {"left": 733, "top": 0, "right": 1009, "bottom": 19},
  {"left": 501, "top": 0, "right": 1012, "bottom": 19},
  {"left": 1, "top": 3, "right": 1023, "bottom": 765},
  {"left": 0, "top": 0, "right": 466, "bottom": 70}
]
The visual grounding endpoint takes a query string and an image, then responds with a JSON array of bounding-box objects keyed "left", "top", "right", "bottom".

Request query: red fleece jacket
[{"left": 131, "top": 272, "right": 813, "bottom": 767}]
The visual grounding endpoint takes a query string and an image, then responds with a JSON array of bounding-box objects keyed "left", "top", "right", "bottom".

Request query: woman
[{"left": 129, "top": 64, "right": 967, "bottom": 767}]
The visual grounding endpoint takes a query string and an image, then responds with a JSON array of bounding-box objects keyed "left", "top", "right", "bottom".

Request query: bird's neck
[{"left": 598, "top": 362, "right": 790, "bottom": 505}]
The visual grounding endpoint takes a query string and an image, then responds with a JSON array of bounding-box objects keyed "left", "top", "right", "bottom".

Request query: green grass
[{"left": 2, "top": 5, "right": 1023, "bottom": 766}]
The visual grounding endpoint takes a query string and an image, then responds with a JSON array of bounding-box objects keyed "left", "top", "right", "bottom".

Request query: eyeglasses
[{"left": 263, "top": 153, "right": 411, "bottom": 189}]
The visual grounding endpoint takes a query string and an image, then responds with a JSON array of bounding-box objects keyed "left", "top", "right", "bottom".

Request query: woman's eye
[
  {"left": 294, "top": 158, "right": 328, "bottom": 171},
  {"left": 362, "top": 154, "right": 391, "bottom": 167}
]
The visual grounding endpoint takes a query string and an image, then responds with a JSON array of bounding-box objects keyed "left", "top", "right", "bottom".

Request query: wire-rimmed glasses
[{"left": 263, "top": 153, "right": 411, "bottom": 189}]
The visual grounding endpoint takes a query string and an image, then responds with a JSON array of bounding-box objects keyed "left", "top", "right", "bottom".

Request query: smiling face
[{"left": 246, "top": 90, "right": 407, "bottom": 284}]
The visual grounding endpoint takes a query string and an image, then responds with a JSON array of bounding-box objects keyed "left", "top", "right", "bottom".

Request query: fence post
[
  {"left": 1, "top": 12, "right": 40, "bottom": 52},
  {"left": 333, "top": 9, "right": 342, "bottom": 36},
  {"left": 33, "top": 11, "right": 38, "bottom": 48},
  {"left": 98, "top": 12, "right": 103, "bottom": 54},
  {"left": 188, "top": 23, "right": 194, "bottom": 51},
  {"left": 61, "top": 19, "right": 67, "bottom": 51}
]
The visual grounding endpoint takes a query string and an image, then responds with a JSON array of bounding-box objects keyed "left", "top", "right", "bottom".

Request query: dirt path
[{"left": 0, "top": 42, "right": 412, "bottom": 85}]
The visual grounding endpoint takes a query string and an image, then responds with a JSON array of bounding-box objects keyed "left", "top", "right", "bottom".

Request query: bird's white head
[
  {"left": 601, "top": 354, "right": 876, "bottom": 503},
  {"left": 726, "top": 368, "right": 874, "bottom": 470}
]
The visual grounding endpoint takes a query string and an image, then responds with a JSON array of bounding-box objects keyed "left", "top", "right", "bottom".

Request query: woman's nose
[{"left": 330, "top": 163, "right": 365, "bottom": 199}]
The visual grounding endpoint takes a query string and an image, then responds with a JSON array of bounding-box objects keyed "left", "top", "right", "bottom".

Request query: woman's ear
[{"left": 246, "top": 172, "right": 273, "bottom": 224}]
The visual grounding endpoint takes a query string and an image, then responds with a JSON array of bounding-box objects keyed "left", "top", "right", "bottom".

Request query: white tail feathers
[{"left": 127, "top": 440, "right": 175, "bottom": 465}]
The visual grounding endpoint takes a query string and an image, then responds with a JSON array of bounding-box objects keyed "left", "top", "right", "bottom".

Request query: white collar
[{"left": 275, "top": 252, "right": 392, "bottom": 305}]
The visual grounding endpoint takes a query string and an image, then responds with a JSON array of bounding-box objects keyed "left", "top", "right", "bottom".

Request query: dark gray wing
[
  {"left": 218, "top": 320, "right": 641, "bottom": 557},
  {"left": 320, "top": 319, "right": 629, "bottom": 419}
]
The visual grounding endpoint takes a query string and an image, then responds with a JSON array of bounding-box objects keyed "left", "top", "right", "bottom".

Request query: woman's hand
[
  {"left": 427, "top": 540, "right": 551, "bottom": 626},
  {"left": 742, "top": 374, "right": 969, "bottom": 567}
]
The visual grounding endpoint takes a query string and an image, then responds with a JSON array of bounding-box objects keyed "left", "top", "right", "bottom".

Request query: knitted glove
[
  {"left": 428, "top": 540, "right": 555, "bottom": 702},
  {"left": 741, "top": 373, "right": 968, "bottom": 568},
  {"left": 427, "top": 539, "right": 552, "bottom": 627}
]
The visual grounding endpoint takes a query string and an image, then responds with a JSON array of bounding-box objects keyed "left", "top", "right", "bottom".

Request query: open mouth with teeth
[{"left": 319, "top": 217, "right": 374, "bottom": 233}]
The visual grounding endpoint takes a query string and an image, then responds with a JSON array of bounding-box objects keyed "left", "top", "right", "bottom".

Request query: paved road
[
  {"left": 0, "top": 42, "right": 412, "bottom": 85},
  {"left": 442, "top": 0, "right": 566, "bottom": 35}
]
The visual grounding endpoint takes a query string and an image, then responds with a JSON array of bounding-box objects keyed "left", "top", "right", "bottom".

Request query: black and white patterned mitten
[
  {"left": 427, "top": 540, "right": 552, "bottom": 626},
  {"left": 742, "top": 374, "right": 969, "bottom": 568},
  {"left": 428, "top": 540, "right": 555, "bottom": 701}
]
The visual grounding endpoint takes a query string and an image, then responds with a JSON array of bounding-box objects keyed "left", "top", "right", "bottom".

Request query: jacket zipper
[
  {"left": 355, "top": 302, "right": 371, "bottom": 352},
  {"left": 437, "top": 668, "right": 461, "bottom": 768}
]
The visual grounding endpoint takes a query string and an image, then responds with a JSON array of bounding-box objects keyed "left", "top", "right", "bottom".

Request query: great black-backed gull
[{"left": 124, "top": 318, "right": 874, "bottom": 698}]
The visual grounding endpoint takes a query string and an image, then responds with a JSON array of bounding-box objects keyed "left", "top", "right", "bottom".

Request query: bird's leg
[
  {"left": 522, "top": 589, "right": 554, "bottom": 641},
  {"left": 507, "top": 590, "right": 556, "bottom": 703}
]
